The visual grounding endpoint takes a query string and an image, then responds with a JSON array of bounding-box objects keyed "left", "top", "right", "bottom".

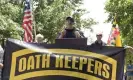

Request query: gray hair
[{"left": 35, "top": 34, "right": 44, "bottom": 43}]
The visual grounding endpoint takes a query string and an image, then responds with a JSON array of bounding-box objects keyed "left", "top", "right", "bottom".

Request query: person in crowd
[
  {"left": 35, "top": 34, "right": 44, "bottom": 43},
  {"left": 91, "top": 32, "right": 106, "bottom": 46},
  {"left": 126, "top": 60, "right": 133, "bottom": 80},
  {"left": 58, "top": 17, "right": 83, "bottom": 38}
]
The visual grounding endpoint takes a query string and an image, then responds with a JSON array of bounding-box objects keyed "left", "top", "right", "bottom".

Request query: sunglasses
[{"left": 96, "top": 35, "right": 102, "bottom": 36}]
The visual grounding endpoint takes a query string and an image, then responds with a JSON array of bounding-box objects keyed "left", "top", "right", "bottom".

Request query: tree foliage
[
  {"left": 105, "top": 0, "right": 133, "bottom": 46},
  {"left": 105, "top": 0, "right": 133, "bottom": 64},
  {"left": 34, "top": 0, "right": 96, "bottom": 43},
  {"left": 0, "top": 0, "right": 96, "bottom": 43},
  {"left": 0, "top": 1, "right": 23, "bottom": 42}
]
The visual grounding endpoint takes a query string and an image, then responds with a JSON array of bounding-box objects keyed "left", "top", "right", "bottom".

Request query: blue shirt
[{"left": 127, "top": 65, "right": 133, "bottom": 76}]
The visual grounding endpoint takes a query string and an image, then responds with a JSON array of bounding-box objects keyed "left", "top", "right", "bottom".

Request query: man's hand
[{"left": 74, "top": 31, "right": 81, "bottom": 38}]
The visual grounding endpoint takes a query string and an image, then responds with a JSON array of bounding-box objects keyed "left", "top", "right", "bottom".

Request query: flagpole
[
  {"left": 30, "top": 0, "right": 36, "bottom": 42},
  {"left": 107, "top": 26, "right": 113, "bottom": 45},
  {"left": 107, "top": 14, "right": 115, "bottom": 45}
]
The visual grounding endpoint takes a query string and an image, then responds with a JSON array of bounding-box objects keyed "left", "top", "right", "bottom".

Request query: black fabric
[
  {"left": 2, "top": 39, "right": 126, "bottom": 80},
  {"left": 91, "top": 40, "right": 107, "bottom": 49},
  {"left": 63, "top": 28, "right": 76, "bottom": 38},
  {"left": 57, "top": 28, "right": 85, "bottom": 38}
]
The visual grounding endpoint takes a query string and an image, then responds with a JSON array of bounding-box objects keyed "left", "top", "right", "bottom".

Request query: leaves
[
  {"left": 0, "top": 0, "right": 96, "bottom": 43},
  {"left": 105, "top": 0, "right": 133, "bottom": 63},
  {"left": 0, "top": 1, "right": 23, "bottom": 42},
  {"left": 0, "top": 14, "right": 23, "bottom": 41},
  {"left": 34, "top": 0, "right": 96, "bottom": 43},
  {"left": 105, "top": 0, "right": 133, "bottom": 45}
]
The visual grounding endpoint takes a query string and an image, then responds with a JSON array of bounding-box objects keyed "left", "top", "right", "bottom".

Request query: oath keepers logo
[{"left": 10, "top": 49, "right": 117, "bottom": 80}]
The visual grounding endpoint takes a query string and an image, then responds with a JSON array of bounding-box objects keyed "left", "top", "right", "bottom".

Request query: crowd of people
[
  {"left": 57, "top": 16, "right": 106, "bottom": 46},
  {"left": 0, "top": 16, "right": 132, "bottom": 80},
  {"left": 0, "top": 16, "right": 107, "bottom": 68},
  {"left": 0, "top": 17, "right": 108, "bottom": 79}
]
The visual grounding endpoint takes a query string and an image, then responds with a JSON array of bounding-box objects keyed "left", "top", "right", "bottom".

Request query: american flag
[{"left": 22, "top": 0, "right": 33, "bottom": 42}]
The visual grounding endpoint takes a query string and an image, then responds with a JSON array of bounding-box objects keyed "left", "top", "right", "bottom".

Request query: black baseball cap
[{"left": 66, "top": 17, "right": 74, "bottom": 23}]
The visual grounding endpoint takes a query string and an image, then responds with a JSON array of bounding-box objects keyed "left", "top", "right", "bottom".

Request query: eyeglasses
[{"left": 96, "top": 35, "right": 102, "bottom": 36}]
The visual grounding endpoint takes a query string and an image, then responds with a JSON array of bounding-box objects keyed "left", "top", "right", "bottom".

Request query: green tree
[
  {"left": 0, "top": 0, "right": 96, "bottom": 44},
  {"left": 105, "top": 0, "right": 133, "bottom": 64},
  {"left": 0, "top": 1, "right": 23, "bottom": 42},
  {"left": 105, "top": 0, "right": 133, "bottom": 46},
  {"left": 34, "top": 0, "right": 97, "bottom": 43}
]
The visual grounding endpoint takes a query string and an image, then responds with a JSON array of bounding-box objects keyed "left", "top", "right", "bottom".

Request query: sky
[{"left": 81, "top": 0, "right": 112, "bottom": 44}]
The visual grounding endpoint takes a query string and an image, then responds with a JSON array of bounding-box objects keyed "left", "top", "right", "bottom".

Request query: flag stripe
[
  {"left": 23, "top": 24, "right": 32, "bottom": 35},
  {"left": 23, "top": 18, "right": 32, "bottom": 22}
]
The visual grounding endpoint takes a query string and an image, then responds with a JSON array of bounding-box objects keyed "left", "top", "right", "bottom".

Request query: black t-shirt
[
  {"left": 91, "top": 41, "right": 106, "bottom": 47},
  {"left": 63, "top": 28, "right": 76, "bottom": 38}
]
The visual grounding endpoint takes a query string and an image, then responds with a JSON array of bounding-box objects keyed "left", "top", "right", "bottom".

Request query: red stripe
[
  {"left": 24, "top": 30, "right": 32, "bottom": 42},
  {"left": 22, "top": 21, "right": 32, "bottom": 28},
  {"left": 26, "top": 27, "right": 32, "bottom": 37},
  {"left": 27, "top": 23, "right": 32, "bottom": 30},
  {"left": 23, "top": 20, "right": 31, "bottom": 23},
  {"left": 24, "top": 32, "right": 28, "bottom": 42},
  {"left": 23, "top": 23, "right": 33, "bottom": 42},
  {"left": 23, "top": 24, "right": 32, "bottom": 36},
  {"left": 25, "top": 25, "right": 32, "bottom": 35},
  {"left": 23, "top": 20, "right": 32, "bottom": 25},
  {"left": 26, "top": 33, "right": 32, "bottom": 40},
  {"left": 23, "top": 20, "right": 32, "bottom": 23}
]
